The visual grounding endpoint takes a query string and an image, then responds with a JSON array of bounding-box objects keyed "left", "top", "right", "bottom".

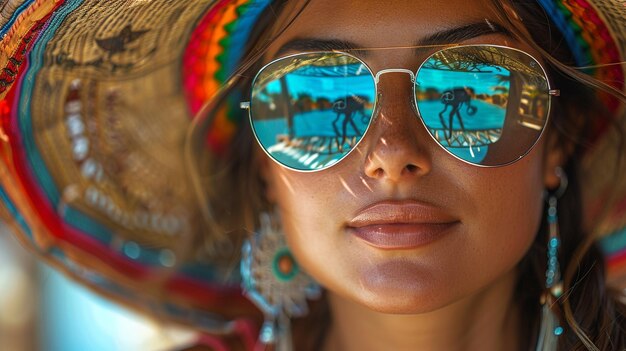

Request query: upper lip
[{"left": 347, "top": 200, "right": 459, "bottom": 227}]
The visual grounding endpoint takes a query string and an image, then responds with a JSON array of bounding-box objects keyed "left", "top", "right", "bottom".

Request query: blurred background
[{"left": 0, "top": 222, "right": 198, "bottom": 351}]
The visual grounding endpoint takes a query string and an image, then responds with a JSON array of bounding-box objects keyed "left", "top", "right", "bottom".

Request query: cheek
[
  {"left": 426, "top": 158, "right": 545, "bottom": 313},
  {"left": 460, "top": 157, "right": 545, "bottom": 273},
  {"left": 265, "top": 163, "right": 360, "bottom": 288}
]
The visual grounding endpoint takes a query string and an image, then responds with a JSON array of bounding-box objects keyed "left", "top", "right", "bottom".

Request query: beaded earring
[
  {"left": 241, "top": 210, "right": 321, "bottom": 351},
  {"left": 536, "top": 167, "right": 567, "bottom": 351}
]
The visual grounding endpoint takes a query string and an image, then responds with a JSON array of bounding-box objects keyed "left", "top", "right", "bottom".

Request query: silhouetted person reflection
[
  {"left": 332, "top": 95, "right": 366, "bottom": 151},
  {"left": 439, "top": 87, "right": 477, "bottom": 140}
]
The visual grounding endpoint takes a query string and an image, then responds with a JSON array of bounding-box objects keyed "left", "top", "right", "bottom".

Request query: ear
[{"left": 543, "top": 130, "right": 570, "bottom": 190}]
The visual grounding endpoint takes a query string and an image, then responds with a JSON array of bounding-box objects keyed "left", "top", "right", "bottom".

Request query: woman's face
[{"left": 260, "top": 0, "right": 561, "bottom": 313}]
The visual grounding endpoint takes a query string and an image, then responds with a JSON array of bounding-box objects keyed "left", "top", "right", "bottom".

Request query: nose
[{"left": 362, "top": 74, "right": 433, "bottom": 182}]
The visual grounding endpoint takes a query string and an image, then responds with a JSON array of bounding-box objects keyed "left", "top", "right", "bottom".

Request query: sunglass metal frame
[{"left": 242, "top": 44, "right": 560, "bottom": 172}]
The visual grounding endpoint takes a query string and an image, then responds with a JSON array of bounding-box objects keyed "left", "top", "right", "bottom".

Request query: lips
[{"left": 347, "top": 201, "right": 459, "bottom": 250}]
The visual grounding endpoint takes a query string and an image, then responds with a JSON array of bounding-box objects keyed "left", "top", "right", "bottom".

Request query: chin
[
  {"left": 349, "top": 259, "right": 453, "bottom": 314},
  {"left": 357, "top": 292, "right": 442, "bottom": 315}
]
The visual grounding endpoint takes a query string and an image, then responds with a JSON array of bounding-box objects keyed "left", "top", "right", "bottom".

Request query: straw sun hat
[{"left": 0, "top": 0, "right": 625, "bottom": 339}]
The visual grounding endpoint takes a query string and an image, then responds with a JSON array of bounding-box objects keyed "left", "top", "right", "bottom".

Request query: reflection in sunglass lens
[
  {"left": 250, "top": 53, "right": 376, "bottom": 171},
  {"left": 415, "top": 46, "right": 550, "bottom": 166}
]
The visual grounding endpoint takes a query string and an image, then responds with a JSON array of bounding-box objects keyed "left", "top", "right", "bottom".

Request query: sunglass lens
[
  {"left": 415, "top": 46, "right": 550, "bottom": 166},
  {"left": 250, "top": 53, "right": 376, "bottom": 171}
]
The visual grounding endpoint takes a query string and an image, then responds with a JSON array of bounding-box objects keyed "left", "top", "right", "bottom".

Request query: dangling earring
[
  {"left": 241, "top": 210, "right": 321, "bottom": 351},
  {"left": 536, "top": 167, "right": 568, "bottom": 351}
]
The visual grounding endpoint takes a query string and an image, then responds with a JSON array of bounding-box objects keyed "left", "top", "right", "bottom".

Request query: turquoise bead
[
  {"left": 550, "top": 237, "right": 559, "bottom": 248},
  {"left": 554, "top": 326, "right": 564, "bottom": 336}
]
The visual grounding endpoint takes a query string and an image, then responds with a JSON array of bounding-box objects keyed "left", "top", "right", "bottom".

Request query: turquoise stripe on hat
[
  {"left": 0, "top": 0, "right": 35, "bottom": 37},
  {"left": 222, "top": 0, "right": 273, "bottom": 78},
  {"left": 0, "top": 184, "right": 33, "bottom": 239},
  {"left": 18, "top": 0, "right": 84, "bottom": 207}
]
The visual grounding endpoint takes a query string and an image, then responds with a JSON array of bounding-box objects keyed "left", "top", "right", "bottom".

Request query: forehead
[
  {"left": 267, "top": 0, "right": 518, "bottom": 66},
  {"left": 272, "top": 0, "right": 505, "bottom": 44}
]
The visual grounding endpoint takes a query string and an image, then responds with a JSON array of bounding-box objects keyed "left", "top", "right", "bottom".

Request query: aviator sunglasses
[{"left": 241, "top": 44, "right": 560, "bottom": 171}]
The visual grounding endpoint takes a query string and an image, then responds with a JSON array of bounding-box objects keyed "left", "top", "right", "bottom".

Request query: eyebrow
[
  {"left": 419, "top": 21, "right": 512, "bottom": 46},
  {"left": 276, "top": 38, "right": 359, "bottom": 56},
  {"left": 275, "top": 21, "right": 513, "bottom": 57}
]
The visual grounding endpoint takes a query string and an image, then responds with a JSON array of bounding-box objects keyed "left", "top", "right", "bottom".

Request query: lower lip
[{"left": 349, "top": 223, "right": 458, "bottom": 250}]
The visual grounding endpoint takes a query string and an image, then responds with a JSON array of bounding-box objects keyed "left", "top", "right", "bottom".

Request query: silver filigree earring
[
  {"left": 241, "top": 210, "right": 321, "bottom": 351},
  {"left": 536, "top": 167, "right": 567, "bottom": 351}
]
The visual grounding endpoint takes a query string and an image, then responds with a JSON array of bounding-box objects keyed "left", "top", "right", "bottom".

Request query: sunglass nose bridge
[{"left": 374, "top": 69, "right": 416, "bottom": 84}]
